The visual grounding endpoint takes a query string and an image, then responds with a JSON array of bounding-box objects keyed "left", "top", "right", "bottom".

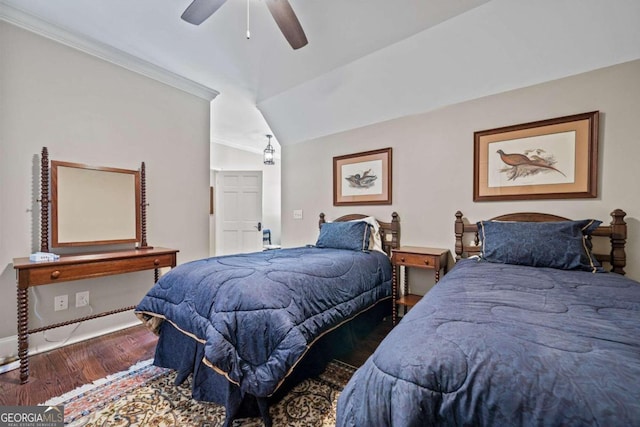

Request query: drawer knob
[
  {"left": 400, "top": 257, "right": 405, "bottom": 262},
  {"left": 51, "top": 270, "right": 60, "bottom": 279},
  {"left": 154, "top": 259, "right": 160, "bottom": 266},
  {"left": 424, "top": 260, "right": 430, "bottom": 265}
]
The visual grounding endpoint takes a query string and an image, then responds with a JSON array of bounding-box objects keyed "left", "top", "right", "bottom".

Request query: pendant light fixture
[{"left": 263, "top": 134, "right": 275, "bottom": 165}]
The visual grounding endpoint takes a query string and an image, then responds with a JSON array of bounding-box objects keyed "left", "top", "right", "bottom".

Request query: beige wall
[
  {"left": 0, "top": 22, "right": 211, "bottom": 361},
  {"left": 282, "top": 59, "right": 640, "bottom": 283}
]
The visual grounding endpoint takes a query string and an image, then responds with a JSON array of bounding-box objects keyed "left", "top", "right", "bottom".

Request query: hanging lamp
[{"left": 263, "top": 134, "right": 275, "bottom": 165}]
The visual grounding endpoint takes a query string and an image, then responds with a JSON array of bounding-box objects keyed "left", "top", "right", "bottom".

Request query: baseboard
[
  {"left": 0, "top": 336, "right": 19, "bottom": 367},
  {"left": 0, "top": 311, "right": 142, "bottom": 372}
]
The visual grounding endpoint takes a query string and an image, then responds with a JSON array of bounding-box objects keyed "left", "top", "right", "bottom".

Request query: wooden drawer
[
  {"left": 392, "top": 252, "right": 438, "bottom": 269},
  {"left": 20, "top": 253, "right": 175, "bottom": 287}
]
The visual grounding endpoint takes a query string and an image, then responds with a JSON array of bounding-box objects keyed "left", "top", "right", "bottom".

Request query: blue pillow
[
  {"left": 316, "top": 221, "right": 371, "bottom": 251},
  {"left": 476, "top": 219, "right": 603, "bottom": 272}
]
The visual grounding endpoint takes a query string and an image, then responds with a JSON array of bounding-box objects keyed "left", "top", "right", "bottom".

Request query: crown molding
[
  {"left": 212, "top": 137, "right": 263, "bottom": 155},
  {"left": 0, "top": 2, "right": 219, "bottom": 101}
]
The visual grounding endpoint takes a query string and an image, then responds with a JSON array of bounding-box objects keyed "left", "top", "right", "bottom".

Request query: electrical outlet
[
  {"left": 293, "top": 209, "right": 303, "bottom": 220},
  {"left": 54, "top": 295, "right": 68, "bottom": 311},
  {"left": 76, "top": 291, "right": 90, "bottom": 308}
]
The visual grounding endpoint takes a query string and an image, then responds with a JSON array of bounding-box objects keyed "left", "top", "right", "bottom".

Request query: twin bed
[
  {"left": 136, "top": 207, "right": 639, "bottom": 426},
  {"left": 135, "top": 212, "right": 399, "bottom": 426},
  {"left": 337, "top": 209, "right": 640, "bottom": 426}
]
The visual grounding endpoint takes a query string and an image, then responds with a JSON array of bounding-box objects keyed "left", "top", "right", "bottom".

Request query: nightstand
[{"left": 391, "top": 246, "right": 449, "bottom": 325}]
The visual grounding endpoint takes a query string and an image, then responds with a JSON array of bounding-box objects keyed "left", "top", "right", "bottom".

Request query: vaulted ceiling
[{"left": 2, "top": 1, "right": 639, "bottom": 155}]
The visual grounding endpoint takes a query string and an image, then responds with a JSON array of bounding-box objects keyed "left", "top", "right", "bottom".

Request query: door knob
[{"left": 256, "top": 222, "right": 262, "bottom": 232}]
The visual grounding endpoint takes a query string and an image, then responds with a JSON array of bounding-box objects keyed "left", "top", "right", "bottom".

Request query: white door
[{"left": 214, "top": 171, "right": 263, "bottom": 256}]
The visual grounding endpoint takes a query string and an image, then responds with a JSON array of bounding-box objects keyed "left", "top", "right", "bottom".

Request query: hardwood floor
[
  {"left": 338, "top": 317, "right": 393, "bottom": 367},
  {"left": 0, "top": 318, "right": 392, "bottom": 406},
  {"left": 0, "top": 325, "right": 158, "bottom": 406}
]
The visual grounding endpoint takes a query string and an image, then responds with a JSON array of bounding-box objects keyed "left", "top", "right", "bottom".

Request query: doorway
[
  {"left": 213, "top": 170, "right": 263, "bottom": 256},
  {"left": 209, "top": 141, "right": 281, "bottom": 257}
]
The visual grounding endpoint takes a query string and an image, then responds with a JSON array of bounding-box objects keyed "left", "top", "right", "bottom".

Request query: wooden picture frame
[
  {"left": 333, "top": 147, "right": 392, "bottom": 206},
  {"left": 51, "top": 160, "right": 141, "bottom": 247},
  {"left": 473, "top": 111, "right": 599, "bottom": 201}
]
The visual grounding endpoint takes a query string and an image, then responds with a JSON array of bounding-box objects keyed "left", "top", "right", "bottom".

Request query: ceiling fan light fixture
[
  {"left": 181, "top": 0, "right": 308, "bottom": 50},
  {"left": 264, "top": 134, "right": 275, "bottom": 165}
]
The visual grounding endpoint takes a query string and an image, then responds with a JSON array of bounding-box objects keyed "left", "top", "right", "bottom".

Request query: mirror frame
[{"left": 51, "top": 160, "right": 141, "bottom": 247}]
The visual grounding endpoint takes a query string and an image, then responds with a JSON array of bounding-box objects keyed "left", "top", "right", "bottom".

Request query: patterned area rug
[{"left": 44, "top": 359, "right": 356, "bottom": 426}]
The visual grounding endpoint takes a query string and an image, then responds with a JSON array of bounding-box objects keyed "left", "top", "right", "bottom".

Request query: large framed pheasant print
[
  {"left": 333, "top": 147, "right": 392, "bottom": 206},
  {"left": 473, "top": 111, "right": 599, "bottom": 201}
]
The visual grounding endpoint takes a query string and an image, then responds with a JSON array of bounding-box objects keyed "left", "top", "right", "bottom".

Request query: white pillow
[{"left": 349, "top": 216, "right": 385, "bottom": 254}]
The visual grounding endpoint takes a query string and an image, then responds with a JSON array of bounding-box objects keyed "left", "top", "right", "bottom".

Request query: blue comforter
[
  {"left": 337, "top": 258, "right": 640, "bottom": 426},
  {"left": 135, "top": 247, "right": 391, "bottom": 398}
]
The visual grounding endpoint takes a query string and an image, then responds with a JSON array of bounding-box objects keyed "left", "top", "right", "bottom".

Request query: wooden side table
[{"left": 391, "top": 246, "right": 449, "bottom": 325}]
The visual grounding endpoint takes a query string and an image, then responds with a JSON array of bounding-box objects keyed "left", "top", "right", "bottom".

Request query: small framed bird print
[
  {"left": 473, "top": 111, "right": 599, "bottom": 201},
  {"left": 334, "top": 147, "right": 392, "bottom": 206}
]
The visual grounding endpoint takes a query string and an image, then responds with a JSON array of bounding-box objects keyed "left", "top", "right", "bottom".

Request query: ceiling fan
[{"left": 181, "top": 0, "right": 308, "bottom": 50}]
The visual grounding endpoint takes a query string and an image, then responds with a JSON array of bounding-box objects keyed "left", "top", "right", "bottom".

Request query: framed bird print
[
  {"left": 473, "top": 111, "right": 599, "bottom": 201},
  {"left": 333, "top": 147, "right": 392, "bottom": 206}
]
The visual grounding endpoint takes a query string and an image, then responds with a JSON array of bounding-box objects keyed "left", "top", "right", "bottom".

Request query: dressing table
[{"left": 13, "top": 147, "right": 178, "bottom": 383}]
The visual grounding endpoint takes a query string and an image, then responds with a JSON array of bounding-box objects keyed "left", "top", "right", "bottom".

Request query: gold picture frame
[
  {"left": 474, "top": 111, "right": 599, "bottom": 201},
  {"left": 333, "top": 147, "right": 392, "bottom": 206}
]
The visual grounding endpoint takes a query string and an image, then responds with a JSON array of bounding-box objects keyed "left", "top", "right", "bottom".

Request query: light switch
[{"left": 293, "top": 209, "right": 303, "bottom": 220}]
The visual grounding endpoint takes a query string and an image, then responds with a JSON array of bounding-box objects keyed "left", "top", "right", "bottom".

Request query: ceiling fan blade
[
  {"left": 181, "top": 0, "right": 227, "bottom": 25},
  {"left": 265, "top": 0, "right": 308, "bottom": 49}
]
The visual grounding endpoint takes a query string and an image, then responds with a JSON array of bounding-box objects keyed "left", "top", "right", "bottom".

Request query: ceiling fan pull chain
[{"left": 246, "top": 0, "right": 251, "bottom": 39}]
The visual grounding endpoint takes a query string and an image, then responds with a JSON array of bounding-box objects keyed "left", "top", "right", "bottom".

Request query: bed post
[
  {"left": 319, "top": 212, "right": 326, "bottom": 229},
  {"left": 389, "top": 212, "right": 400, "bottom": 251},
  {"left": 610, "top": 209, "right": 627, "bottom": 275},
  {"left": 455, "top": 211, "right": 464, "bottom": 260}
]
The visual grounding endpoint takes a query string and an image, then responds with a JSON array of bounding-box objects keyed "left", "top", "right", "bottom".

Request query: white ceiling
[
  {"left": 0, "top": 0, "right": 489, "bottom": 153},
  {"left": 2, "top": 0, "right": 640, "bottom": 156}
]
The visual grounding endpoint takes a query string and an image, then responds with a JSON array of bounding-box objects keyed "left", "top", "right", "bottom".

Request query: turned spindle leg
[
  {"left": 17, "top": 287, "right": 29, "bottom": 383},
  {"left": 392, "top": 265, "right": 398, "bottom": 325}
]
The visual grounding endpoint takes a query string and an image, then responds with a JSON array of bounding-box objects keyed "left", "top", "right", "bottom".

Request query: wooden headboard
[
  {"left": 454, "top": 209, "right": 627, "bottom": 275},
  {"left": 319, "top": 212, "right": 400, "bottom": 256}
]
